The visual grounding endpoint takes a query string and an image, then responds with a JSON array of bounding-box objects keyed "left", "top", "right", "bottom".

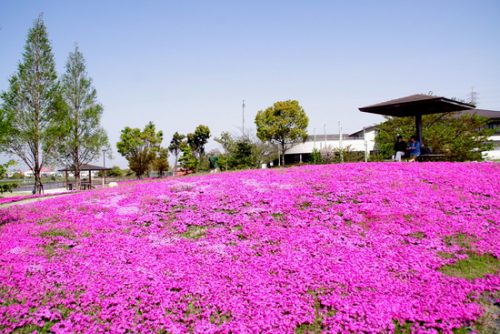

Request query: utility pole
[
  {"left": 469, "top": 87, "right": 478, "bottom": 106},
  {"left": 363, "top": 127, "right": 368, "bottom": 162},
  {"left": 102, "top": 149, "right": 107, "bottom": 188},
  {"left": 313, "top": 128, "right": 316, "bottom": 150},
  {"left": 242, "top": 100, "right": 245, "bottom": 137},
  {"left": 323, "top": 123, "right": 327, "bottom": 149},
  {"left": 338, "top": 121, "right": 343, "bottom": 163}
]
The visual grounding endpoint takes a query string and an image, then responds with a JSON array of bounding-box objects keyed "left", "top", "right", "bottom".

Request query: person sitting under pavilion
[
  {"left": 393, "top": 135, "right": 407, "bottom": 162},
  {"left": 407, "top": 136, "right": 421, "bottom": 162}
]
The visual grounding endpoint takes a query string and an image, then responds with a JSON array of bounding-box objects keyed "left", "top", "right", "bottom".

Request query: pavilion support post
[
  {"left": 415, "top": 114, "right": 423, "bottom": 145},
  {"left": 89, "top": 171, "right": 92, "bottom": 189}
]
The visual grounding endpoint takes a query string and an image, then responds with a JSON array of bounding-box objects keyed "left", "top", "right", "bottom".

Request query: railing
[{"left": 12, "top": 181, "right": 66, "bottom": 192}]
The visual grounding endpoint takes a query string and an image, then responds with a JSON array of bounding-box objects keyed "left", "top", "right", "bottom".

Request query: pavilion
[
  {"left": 359, "top": 94, "right": 475, "bottom": 144},
  {"left": 58, "top": 164, "right": 111, "bottom": 190}
]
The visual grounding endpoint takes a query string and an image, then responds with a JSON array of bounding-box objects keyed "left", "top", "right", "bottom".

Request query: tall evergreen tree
[
  {"left": 58, "top": 46, "right": 109, "bottom": 188},
  {"left": 0, "top": 15, "right": 64, "bottom": 194},
  {"left": 178, "top": 144, "right": 198, "bottom": 173}
]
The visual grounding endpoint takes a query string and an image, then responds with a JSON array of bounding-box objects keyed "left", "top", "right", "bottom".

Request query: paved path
[{"left": 0, "top": 189, "right": 75, "bottom": 209}]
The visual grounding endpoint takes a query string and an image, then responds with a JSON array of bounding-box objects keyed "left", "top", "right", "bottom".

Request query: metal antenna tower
[{"left": 469, "top": 87, "right": 478, "bottom": 106}]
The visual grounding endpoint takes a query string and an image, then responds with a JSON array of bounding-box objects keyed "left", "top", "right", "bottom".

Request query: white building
[
  {"left": 284, "top": 126, "right": 377, "bottom": 164},
  {"left": 462, "top": 109, "right": 500, "bottom": 160},
  {"left": 22, "top": 167, "right": 60, "bottom": 178}
]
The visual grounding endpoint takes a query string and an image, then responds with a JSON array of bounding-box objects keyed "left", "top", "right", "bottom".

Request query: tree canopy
[
  {"left": 375, "top": 112, "right": 494, "bottom": 161},
  {"left": 0, "top": 107, "right": 13, "bottom": 146},
  {"left": 255, "top": 100, "right": 308, "bottom": 166},
  {"left": 187, "top": 125, "right": 210, "bottom": 159},
  {"left": 0, "top": 15, "right": 65, "bottom": 193},
  {"left": 215, "top": 132, "right": 276, "bottom": 170},
  {"left": 116, "top": 122, "right": 163, "bottom": 178},
  {"left": 0, "top": 161, "right": 18, "bottom": 194},
  {"left": 153, "top": 147, "right": 169, "bottom": 177},
  {"left": 178, "top": 144, "right": 198, "bottom": 173}
]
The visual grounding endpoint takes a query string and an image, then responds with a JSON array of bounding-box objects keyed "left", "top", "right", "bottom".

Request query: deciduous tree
[
  {"left": 0, "top": 161, "right": 15, "bottom": 180},
  {"left": 255, "top": 100, "right": 308, "bottom": 166},
  {"left": 0, "top": 161, "right": 19, "bottom": 194},
  {"left": 215, "top": 131, "right": 235, "bottom": 154},
  {"left": 116, "top": 122, "right": 163, "bottom": 178}
]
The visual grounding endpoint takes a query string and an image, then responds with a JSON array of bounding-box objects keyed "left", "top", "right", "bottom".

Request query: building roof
[
  {"left": 458, "top": 109, "right": 500, "bottom": 119},
  {"left": 304, "top": 127, "right": 377, "bottom": 142},
  {"left": 359, "top": 94, "right": 475, "bottom": 117},
  {"left": 349, "top": 125, "right": 378, "bottom": 137},
  {"left": 58, "top": 164, "right": 111, "bottom": 172},
  {"left": 306, "top": 134, "right": 350, "bottom": 142}
]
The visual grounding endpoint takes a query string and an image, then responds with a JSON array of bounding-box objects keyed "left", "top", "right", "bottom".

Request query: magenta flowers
[{"left": 1, "top": 163, "right": 499, "bottom": 333}]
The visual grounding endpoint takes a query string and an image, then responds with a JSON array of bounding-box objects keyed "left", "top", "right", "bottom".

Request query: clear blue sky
[{"left": 1, "top": 0, "right": 499, "bottom": 168}]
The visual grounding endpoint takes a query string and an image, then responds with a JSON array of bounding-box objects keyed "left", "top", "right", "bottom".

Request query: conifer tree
[
  {"left": 58, "top": 46, "right": 109, "bottom": 188},
  {"left": 1, "top": 16, "right": 64, "bottom": 194}
]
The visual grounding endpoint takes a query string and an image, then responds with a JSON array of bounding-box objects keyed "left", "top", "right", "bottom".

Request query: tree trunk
[
  {"left": 281, "top": 142, "right": 286, "bottom": 167},
  {"left": 33, "top": 169, "right": 43, "bottom": 194},
  {"left": 75, "top": 169, "right": 81, "bottom": 190},
  {"left": 33, "top": 149, "right": 44, "bottom": 194},
  {"left": 74, "top": 143, "right": 81, "bottom": 189},
  {"left": 173, "top": 154, "right": 178, "bottom": 176}
]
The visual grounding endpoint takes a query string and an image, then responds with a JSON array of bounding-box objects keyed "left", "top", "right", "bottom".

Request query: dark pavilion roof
[
  {"left": 58, "top": 164, "right": 111, "bottom": 172},
  {"left": 359, "top": 94, "right": 475, "bottom": 117}
]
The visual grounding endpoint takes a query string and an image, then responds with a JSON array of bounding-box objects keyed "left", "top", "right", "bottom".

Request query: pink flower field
[{"left": 1, "top": 163, "right": 499, "bottom": 333}]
